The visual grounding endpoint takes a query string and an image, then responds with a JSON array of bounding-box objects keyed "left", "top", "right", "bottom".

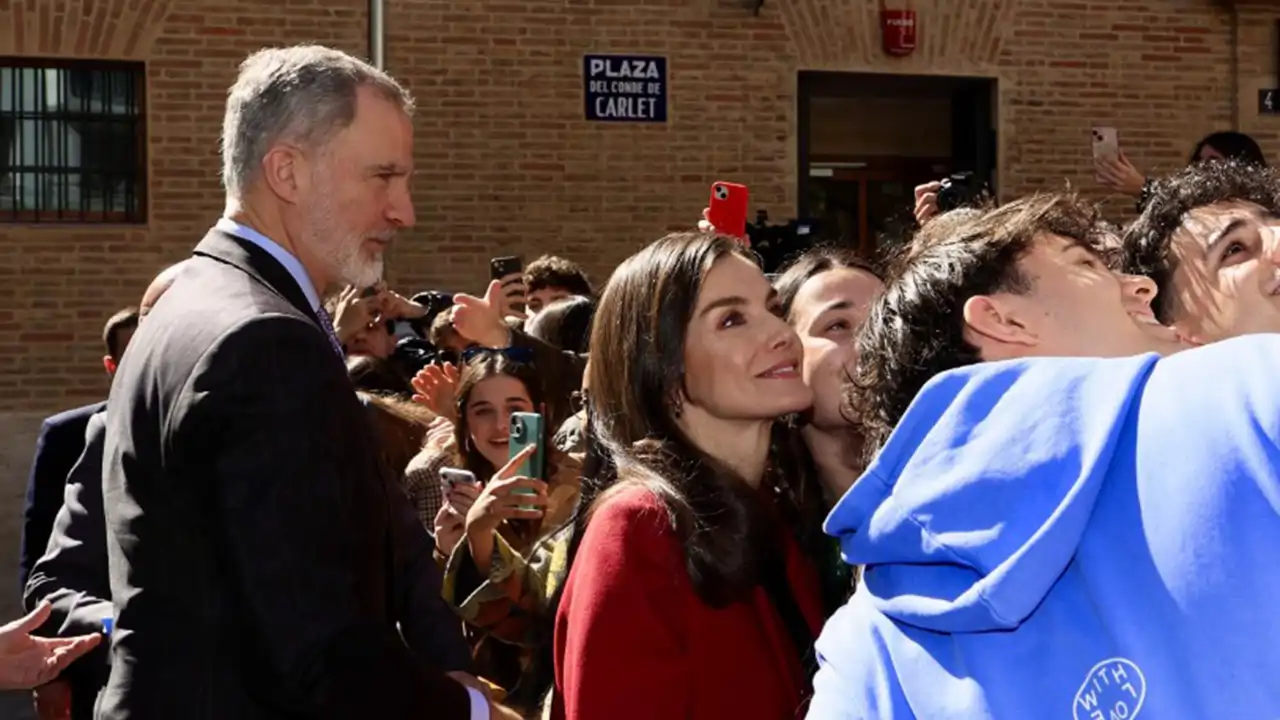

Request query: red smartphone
[{"left": 707, "top": 181, "right": 749, "bottom": 240}]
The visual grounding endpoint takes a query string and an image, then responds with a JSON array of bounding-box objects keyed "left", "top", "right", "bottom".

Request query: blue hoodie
[{"left": 809, "top": 334, "right": 1280, "bottom": 719}]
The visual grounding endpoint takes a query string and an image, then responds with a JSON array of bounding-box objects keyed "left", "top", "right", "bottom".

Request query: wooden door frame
[{"left": 808, "top": 157, "right": 949, "bottom": 255}]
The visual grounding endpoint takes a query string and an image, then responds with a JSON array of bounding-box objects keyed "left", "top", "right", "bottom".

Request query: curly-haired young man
[{"left": 1120, "top": 159, "right": 1280, "bottom": 344}]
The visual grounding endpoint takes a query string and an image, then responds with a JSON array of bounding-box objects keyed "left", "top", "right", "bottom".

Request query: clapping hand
[{"left": 411, "top": 363, "right": 460, "bottom": 422}]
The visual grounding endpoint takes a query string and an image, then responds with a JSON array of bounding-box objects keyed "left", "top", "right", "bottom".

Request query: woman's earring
[{"left": 670, "top": 394, "right": 683, "bottom": 419}]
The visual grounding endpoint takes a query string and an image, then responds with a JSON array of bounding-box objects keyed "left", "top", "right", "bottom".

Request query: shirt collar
[{"left": 214, "top": 217, "right": 323, "bottom": 312}]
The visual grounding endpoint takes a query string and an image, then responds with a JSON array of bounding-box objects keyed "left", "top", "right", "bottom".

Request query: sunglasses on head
[{"left": 461, "top": 346, "right": 535, "bottom": 364}]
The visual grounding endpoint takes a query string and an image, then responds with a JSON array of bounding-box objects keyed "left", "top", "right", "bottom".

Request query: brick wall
[{"left": 2, "top": 0, "right": 1279, "bottom": 413}]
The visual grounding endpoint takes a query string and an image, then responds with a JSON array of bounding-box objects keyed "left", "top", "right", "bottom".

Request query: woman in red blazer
[{"left": 551, "top": 232, "right": 829, "bottom": 719}]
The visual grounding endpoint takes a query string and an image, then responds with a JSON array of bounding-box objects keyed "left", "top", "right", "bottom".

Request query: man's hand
[
  {"left": 330, "top": 286, "right": 384, "bottom": 344},
  {"left": 33, "top": 678, "right": 71, "bottom": 720},
  {"left": 0, "top": 603, "right": 101, "bottom": 691},
  {"left": 452, "top": 281, "right": 512, "bottom": 348}
]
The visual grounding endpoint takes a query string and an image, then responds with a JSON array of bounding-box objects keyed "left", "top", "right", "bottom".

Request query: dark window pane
[{"left": 0, "top": 59, "right": 146, "bottom": 223}]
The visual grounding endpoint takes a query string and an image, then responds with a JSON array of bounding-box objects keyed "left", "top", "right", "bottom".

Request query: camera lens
[
  {"left": 510, "top": 416, "right": 525, "bottom": 441},
  {"left": 714, "top": 185, "right": 729, "bottom": 200}
]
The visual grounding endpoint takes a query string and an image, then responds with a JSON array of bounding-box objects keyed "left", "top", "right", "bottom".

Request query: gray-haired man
[{"left": 100, "top": 46, "right": 514, "bottom": 720}]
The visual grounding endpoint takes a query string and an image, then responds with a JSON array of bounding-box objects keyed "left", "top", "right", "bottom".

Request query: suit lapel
[{"left": 192, "top": 228, "right": 323, "bottom": 327}]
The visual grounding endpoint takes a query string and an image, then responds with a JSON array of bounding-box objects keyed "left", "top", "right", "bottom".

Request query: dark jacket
[
  {"left": 98, "top": 228, "right": 472, "bottom": 720},
  {"left": 25, "top": 409, "right": 112, "bottom": 720},
  {"left": 19, "top": 401, "right": 105, "bottom": 593}
]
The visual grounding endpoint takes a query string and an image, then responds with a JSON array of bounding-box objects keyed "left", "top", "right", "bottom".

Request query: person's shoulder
[
  {"left": 1147, "top": 334, "right": 1280, "bottom": 398},
  {"left": 44, "top": 401, "right": 104, "bottom": 426},
  {"left": 593, "top": 483, "right": 667, "bottom": 519},
  {"left": 39, "top": 401, "right": 105, "bottom": 437},
  {"left": 585, "top": 482, "right": 675, "bottom": 550}
]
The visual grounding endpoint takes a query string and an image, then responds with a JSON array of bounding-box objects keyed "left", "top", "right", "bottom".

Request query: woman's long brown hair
[{"left": 573, "top": 231, "right": 826, "bottom": 607}]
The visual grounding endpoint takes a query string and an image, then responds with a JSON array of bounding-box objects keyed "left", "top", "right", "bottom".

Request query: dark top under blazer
[{"left": 98, "top": 228, "right": 471, "bottom": 720}]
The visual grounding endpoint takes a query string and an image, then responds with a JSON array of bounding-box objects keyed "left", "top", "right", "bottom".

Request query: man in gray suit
[{"left": 99, "top": 46, "right": 513, "bottom": 720}]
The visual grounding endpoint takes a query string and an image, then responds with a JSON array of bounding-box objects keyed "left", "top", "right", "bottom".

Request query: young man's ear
[{"left": 961, "top": 294, "right": 1040, "bottom": 355}]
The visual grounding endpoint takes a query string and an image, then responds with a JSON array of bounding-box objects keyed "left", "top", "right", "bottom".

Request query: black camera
[{"left": 935, "top": 172, "right": 988, "bottom": 213}]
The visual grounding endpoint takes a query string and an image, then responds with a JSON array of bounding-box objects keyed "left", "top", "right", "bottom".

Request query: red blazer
[{"left": 552, "top": 485, "right": 823, "bottom": 719}]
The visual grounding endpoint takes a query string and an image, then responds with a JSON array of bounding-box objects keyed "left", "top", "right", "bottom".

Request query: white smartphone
[
  {"left": 1091, "top": 126, "right": 1119, "bottom": 161},
  {"left": 439, "top": 467, "right": 479, "bottom": 497}
]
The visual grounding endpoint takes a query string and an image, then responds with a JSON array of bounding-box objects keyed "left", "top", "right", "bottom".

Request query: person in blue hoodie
[{"left": 810, "top": 191, "right": 1280, "bottom": 719}]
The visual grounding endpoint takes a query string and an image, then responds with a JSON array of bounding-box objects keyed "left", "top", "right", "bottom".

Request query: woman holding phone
[{"left": 429, "top": 351, "right": 582, "bottom": 712}]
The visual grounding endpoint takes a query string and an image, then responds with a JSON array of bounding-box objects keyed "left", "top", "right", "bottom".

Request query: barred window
[{"left": 0, "top": 59, "right": 146, "bottom": 224}]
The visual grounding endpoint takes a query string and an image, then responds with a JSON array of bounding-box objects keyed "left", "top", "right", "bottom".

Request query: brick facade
[{"left": 0, "top": 0, "right": 1278, "bottom": 413}]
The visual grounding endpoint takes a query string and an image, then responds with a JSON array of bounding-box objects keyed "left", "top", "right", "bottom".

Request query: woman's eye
[
  {"left": 1223, "top": 241, "right": 1245, "bottom": 259},
  {"left": 719, "top": 310, "right": 746, "bottom": 329}
]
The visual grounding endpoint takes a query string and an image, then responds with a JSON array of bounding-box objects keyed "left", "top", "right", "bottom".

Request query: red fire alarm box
[{"left": 880, "top": 3, "right": 917, "bottom": 57}]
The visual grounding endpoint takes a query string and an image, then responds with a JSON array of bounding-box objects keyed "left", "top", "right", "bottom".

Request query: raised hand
[
  {"left": 411, "top": 362, "right": 460, "bottom": 422},
  {"left": 913, "top": 181, "right": 942, "bottom": 225},
  {"left": 451, "top": 280, "right": 512, "bottom": 348}
]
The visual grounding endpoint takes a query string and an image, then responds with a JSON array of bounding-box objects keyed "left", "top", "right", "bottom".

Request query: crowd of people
[{"left": 7, "top": 42, "right": 1280, "bottom": 719}]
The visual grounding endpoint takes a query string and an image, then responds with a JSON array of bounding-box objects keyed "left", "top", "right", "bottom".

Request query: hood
[{"left": 826, "top": 352, "right": 1160, "bottom": 633}]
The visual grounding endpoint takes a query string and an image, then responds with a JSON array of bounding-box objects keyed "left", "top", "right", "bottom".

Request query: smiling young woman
[{"left": 551, "top": 232, "right": 828, "bottom": 720}]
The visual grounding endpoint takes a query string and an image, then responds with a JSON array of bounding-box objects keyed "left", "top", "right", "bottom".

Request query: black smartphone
[{"left": 490, "top": 256, "right": 523, "bottom": 280}]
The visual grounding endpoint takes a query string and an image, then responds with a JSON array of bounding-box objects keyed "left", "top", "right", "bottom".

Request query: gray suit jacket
[{"left": 97, "top": 228, "right": 471, "bottom": 720}]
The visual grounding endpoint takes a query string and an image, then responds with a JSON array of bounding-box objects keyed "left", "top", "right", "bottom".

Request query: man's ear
[
  {"left": 962, "top": 294, "right": 1039, "bottom": 349},
  {"left": 260, "top": 143, "right": 307, "bottom": 204}
]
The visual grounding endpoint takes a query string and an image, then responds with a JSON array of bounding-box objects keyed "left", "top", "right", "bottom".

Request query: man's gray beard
[{"left": 339, "top": 250, "right": 384, "bottom": 289}]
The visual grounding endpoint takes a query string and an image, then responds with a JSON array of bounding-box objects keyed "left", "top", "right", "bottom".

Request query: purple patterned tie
[{"left": 313, "top": 305, "right": 345, "bottom": 358}]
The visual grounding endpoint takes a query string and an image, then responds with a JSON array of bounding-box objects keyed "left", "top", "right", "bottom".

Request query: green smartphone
[{"left": 509, "top": 412, "right": 545, "bottom": 510}]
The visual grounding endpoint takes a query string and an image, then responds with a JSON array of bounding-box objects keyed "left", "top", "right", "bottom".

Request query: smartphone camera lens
[
  {"left": 510, "top": 416, "right": 525, "bottom": 442},
  {"left": 714, "top": 184, "right": 729, "bottom": 201}
]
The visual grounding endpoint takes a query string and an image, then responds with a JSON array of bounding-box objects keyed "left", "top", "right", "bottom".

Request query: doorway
[{"left": 797, "top": 71, "right": 998, "bottom": 260}]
